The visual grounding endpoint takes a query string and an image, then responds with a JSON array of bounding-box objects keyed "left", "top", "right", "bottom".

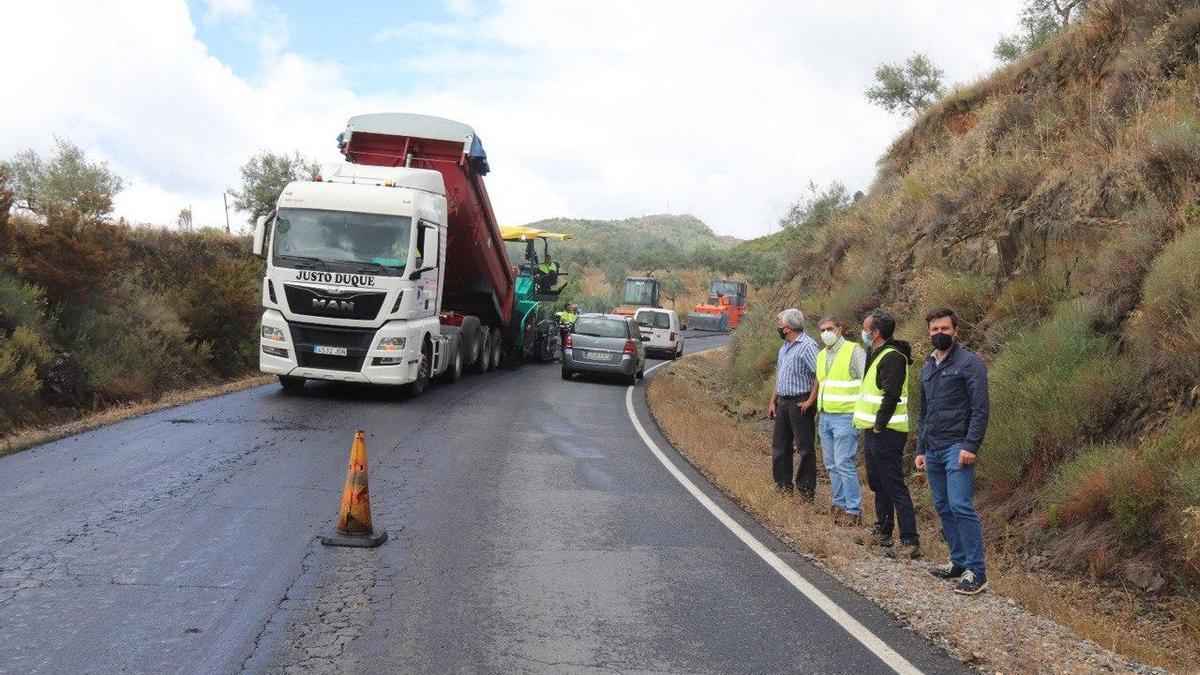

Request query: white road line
[{"left": 628, "top": 357, "right": 923, "bottom": 675}]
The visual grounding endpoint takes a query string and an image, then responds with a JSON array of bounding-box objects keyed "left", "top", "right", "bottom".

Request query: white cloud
[{"left": 0, "top": 0, "right": 1025, "bottom": 238}]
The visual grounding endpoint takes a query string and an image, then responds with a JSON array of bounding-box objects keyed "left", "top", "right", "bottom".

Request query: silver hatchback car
[{"left": 561, "top": 314, "right": 647, "bottom": 385}]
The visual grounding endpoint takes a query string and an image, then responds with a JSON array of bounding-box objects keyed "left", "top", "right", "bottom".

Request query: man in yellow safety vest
[
  {"left": 853, "top": 308, "right": 920, "bottom": 559},
  {"left": 802, "top": 316, "right": 866, "bottom": 526}
]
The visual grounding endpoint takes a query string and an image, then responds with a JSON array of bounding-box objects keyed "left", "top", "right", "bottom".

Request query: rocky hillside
[{"left": 731, "top": 0, "right": 1200, "bottom": 597}]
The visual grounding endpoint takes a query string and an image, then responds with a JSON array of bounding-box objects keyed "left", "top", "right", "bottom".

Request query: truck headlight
[
  {"left": 262, "top": 325, "right": 286, "bottom": 342},
  {"left": 377, "top": 336, "right": 406, "bottom": 351}
]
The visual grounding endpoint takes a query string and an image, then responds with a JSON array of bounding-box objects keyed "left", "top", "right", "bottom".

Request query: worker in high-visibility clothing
[
  {"left": 536, "top": 253, "right": 559, "bottom": 293},
  {"left": 801, "top": 316, "right": 866, "bottom": 526},
  {"left": 853, "top": 308, "right": 920, "bottom": 560}
]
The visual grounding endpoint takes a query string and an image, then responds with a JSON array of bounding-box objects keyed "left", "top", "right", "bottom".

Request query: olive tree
[
  {"left": 865, "top": 53, "right": 946, "bottom": 117},
  {"left": 1, "top": 138, "right": 125, "bottom": 217},
  {"left": 228, "top": 150, "right": 320, "bottom": 226},
  {"left": 995, "top": 0, "right": 1091, "bottom": 62}
]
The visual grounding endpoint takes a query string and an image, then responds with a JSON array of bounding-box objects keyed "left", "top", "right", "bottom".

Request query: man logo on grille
[{"left": 313, "top": 298, "right": 355, "bottom": 312}]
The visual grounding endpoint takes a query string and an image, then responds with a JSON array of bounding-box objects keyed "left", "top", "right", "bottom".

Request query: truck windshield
[
  {"left": 273, "top": 208, "right": 411, "bottom": 275},
  {"left": 710, "top": 281, "right": 743, "bottom": 296},
  {"left": 624, "top": 279, "right": 656, "bottom": 305}
]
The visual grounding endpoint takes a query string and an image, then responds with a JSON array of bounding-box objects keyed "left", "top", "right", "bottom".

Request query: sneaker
[
  {"left": 930, "top": 563, "right": 965, "bottom": 580},
  {"left": 953, "top": 570, "right": 988, "bottom": 595},
  {"left": 885, "top": 540, "right": 921, "bottom": 560}
]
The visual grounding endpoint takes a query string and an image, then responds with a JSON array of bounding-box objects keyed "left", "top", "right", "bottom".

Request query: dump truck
[
  {"left": 688, "top": 279, "right": 749, "bottom": 331},
  {"left": 252, "top": 112, "right": 560, "bottom": 395},
  {"left": 612, "top": 276, "right": 661, "bottom": 317}
]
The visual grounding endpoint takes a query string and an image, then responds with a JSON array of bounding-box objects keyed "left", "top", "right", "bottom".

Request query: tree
[
  {"left": 657, "top": 273, "right": 689, "bottom": 310},
  {"left": 995, "top": 0, "right": 1091, "bottom": 62},
  {"left": 865, "top": 53, "right": 946, "bottom": 117},
  {"left": 228, "top": 150, "right": 320, "bottom": 226},
  {"left": 1, "top": 138, "right": 125, "bottom": 218},
  {"left": 780, "top": 181, "right": 852, "bottom": 233},
  {"left": 176, "top": 207, "right": 193, "bottom": 231}
]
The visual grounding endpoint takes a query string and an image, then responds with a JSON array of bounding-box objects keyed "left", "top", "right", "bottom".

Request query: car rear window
[
  {"left": 574, "top": 317, "right": 629, "bottom": 338},
  {"left": 636, "top": 311, "right": 670, "bottom": 329}
]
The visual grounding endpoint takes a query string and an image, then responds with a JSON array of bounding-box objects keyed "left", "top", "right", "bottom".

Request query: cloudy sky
[{"left": 1, "top": 0, "right": 1024, "bottom": 239}]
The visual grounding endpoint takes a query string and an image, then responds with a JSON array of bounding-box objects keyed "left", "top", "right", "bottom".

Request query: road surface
[{"left": 0, "top": 332, "right": 965, "bottom": 674}]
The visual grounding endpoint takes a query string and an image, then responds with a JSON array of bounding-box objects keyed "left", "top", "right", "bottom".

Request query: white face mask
[{"left": 820, "top": 330, "right": 839, "bottom": 346}]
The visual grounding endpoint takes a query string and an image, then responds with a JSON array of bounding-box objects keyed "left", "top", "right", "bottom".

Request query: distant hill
[{"left": 519, "top": 214, "right": 740, "bottom": 254}]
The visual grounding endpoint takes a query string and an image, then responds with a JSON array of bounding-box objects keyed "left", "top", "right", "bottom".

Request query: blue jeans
[
  {"left": 818, "top": 413, "right": 861, "bottom": 515},
  {"left": 926, "top": 442, "right": 985, "bottom": 574}
]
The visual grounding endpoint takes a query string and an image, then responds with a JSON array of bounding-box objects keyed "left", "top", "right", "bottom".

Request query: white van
[{"left": 634, "top": 308, "right": 684, "bottom": 360}]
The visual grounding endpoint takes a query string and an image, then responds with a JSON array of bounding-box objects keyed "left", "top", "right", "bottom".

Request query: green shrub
[
  {"left": 982, "top": 299, "right": 1138, "bottom": 493},
  {"left": 13, "top": 208, "right": 127, "bottom": 309},
  {"left": 0, "top": 270, "right": 46, "bottom": 334},
  {"left": 1138, "top": 111, "right": 1200, "bottom": 199},
  {"left": 1136, "top": 225, "right": 1200, "bottom": 385},
  {"left": 176, "top": 257, "right": 261, "bottom": 376},
  {"left": 0, "top": 326, "right": 52, "bottom": 431},
  {"left": 66, "top": 284, "right": 208, "bottom": 403},
  {"left": 911, "top": 270, "right": 991, "bottom": 345}
]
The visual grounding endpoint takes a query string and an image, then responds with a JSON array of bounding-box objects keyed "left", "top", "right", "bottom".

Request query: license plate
[
  {"left": 313, "top": 345, "right": 348, "bottom": 356},
  {"left": 584, "top": 350, "right": 610, "bottom": 361}
]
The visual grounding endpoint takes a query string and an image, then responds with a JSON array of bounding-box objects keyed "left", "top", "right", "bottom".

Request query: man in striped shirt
[{"left": 768, "top": 308, "right": 820, "bottom": 499}]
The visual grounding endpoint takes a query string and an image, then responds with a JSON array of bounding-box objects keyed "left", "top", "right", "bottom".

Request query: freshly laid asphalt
[{"left": 0, "top": 331, "right": 967, "bottom": 674}]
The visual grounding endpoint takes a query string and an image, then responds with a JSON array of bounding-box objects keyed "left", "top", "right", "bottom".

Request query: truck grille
[
  {"left": 283, "top": 285, "right": 386, "bottom": 321},
  {"left": 288, "top": 323, "right": 376, "bottom": 372}
]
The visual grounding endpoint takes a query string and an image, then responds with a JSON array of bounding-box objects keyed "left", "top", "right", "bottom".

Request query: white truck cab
[{"left": 253, "top": 162, "right": 468, "bottom": 393}]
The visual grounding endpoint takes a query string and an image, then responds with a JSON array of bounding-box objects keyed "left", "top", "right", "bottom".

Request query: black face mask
[
  {"left": 777, "top": 328, "right": 788, "bottom": 340},
  {"left": 931, "top": 333, "right": 954, "bottom": 351}
]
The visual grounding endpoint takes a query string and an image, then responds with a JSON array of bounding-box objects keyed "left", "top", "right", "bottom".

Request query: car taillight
[
  {"left": 623, "top": 339, "right": 635, "bottom": 354},
  {"left": 564, "top": 335, "right": 573, "bottom": 348},
  {"left": 669, "top": 332, "right": 676, "bottom": 341}
]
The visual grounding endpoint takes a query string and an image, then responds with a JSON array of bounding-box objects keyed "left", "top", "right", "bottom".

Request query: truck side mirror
[
  {"left": 252, "top": 215, "right": 268, "bottom": 258},
  {"left": 409, "top": 222, "right": 440, "bottom": 279}
]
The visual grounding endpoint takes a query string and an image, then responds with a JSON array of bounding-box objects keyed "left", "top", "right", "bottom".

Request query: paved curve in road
[{"left": 1, "top": 332, "right": 966, "bottom": 674}]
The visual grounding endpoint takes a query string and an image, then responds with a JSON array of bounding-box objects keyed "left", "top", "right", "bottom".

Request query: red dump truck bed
[{"left": 338, "top": 113, "right": 515, "bottom": 326}]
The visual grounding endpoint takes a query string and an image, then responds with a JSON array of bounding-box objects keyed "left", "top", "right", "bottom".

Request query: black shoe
[
  {"left": 953, "top": 570, "right": 988, "bottom": 595},
  {"left": 930, "top": 563, "right": 965, "bottom": 580},
  {"left": 774, "top": 484, "right": 794, "bottom": 495}
]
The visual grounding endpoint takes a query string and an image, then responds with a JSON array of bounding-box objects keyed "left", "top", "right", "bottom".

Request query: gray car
[{"left": 561, "top": 314, "right": 647, "bottom": 385}]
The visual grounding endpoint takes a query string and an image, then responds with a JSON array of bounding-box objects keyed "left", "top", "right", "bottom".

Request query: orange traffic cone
[{"left": 321, "top": 430, "right": 388, "bottom": 548}]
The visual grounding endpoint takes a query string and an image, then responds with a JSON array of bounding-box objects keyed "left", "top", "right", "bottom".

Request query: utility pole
[{"left": 222, "top": 192, "right": 231, "bottom": 234}]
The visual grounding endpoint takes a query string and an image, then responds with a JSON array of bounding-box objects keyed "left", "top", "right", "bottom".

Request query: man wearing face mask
[
  {"left": 768, "top": 308, "right": 819, "bottom": 499},
  {"left": 804, "top": 317, "right": 867, "bottom": 525},
  {"left": 915, "top": 307, "right": 991, "bottom": 596},
  {"left": 854, "top": 308, "right": 920, "bottom": 559}
]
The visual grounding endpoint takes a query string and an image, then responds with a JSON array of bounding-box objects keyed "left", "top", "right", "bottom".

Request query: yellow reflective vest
[
  {"left": 816, "top": 340, "right": 861, "bottom": 414},
  {"left": 852, "top": 346, "right": 909, "bottom": 432}
]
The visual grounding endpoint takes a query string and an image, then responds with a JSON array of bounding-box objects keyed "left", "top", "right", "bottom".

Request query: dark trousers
[
  {"left": 771, "top": 394, "right": 816, "bottom": 496},
  {"left": 863, "top": 428, "right": 919, "bottom": 543}
]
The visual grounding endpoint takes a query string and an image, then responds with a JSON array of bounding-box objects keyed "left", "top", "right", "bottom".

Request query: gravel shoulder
[{"left": 647, "top": 348, "right": 1179, "bottom": 674}]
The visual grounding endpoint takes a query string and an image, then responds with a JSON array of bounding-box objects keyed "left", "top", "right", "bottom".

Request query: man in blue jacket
[{"left": 915, "top": 307, "right": 991, "bottom": 596}]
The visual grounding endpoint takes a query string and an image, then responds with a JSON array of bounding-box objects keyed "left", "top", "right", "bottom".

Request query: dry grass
[
  {"left": 0, "top": 374, "right": 272, "bottom": 458},
  {"left": 647, "top": 349, "right": 1197, "bottom": 673}
]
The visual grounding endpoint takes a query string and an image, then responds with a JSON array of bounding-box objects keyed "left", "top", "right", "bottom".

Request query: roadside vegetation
[
  {"left": 650, "top": 351, "right": 1193, "bottom": 671},
  {"left": 713, "top": 0, "right": 1200, "bottom": 666},
  {"left": 0, "top": 142, "right": 262, "bottom": 442}
]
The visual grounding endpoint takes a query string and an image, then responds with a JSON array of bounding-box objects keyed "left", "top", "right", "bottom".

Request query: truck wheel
[
  {"left": 461, "top": 317, "right": 482, "bottom": 367},
  {"left": 444, "top": 340, "right": 463, "bottom": 383},
  {"left": 471, "top": 328, "right": 491, "bottom": 374},
  {"left": 406, "top": 342, "right": 431, "bottom": 397},
  {"left": 490, "top": 335, "right": 503, "bottom": 369},
  {"left": 279, "top": 375, "right": 305, "bottom": 393}
]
